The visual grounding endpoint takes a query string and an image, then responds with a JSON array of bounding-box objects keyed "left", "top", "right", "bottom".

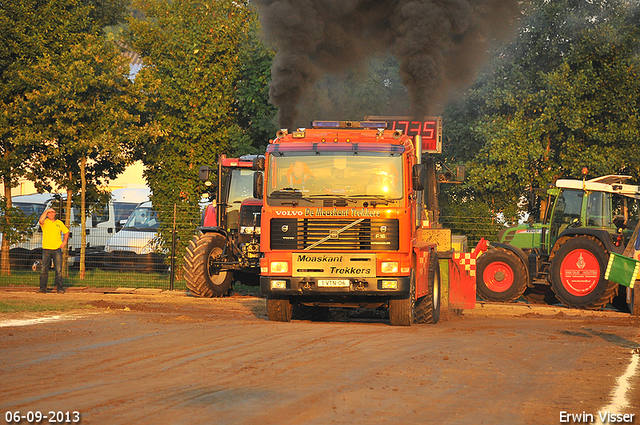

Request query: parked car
[
  {"left": 103, "top": 201, "right": 168, "bottom": 272},
  {"left": 4, "top": 188, "right": 150, "bottom": 270}
]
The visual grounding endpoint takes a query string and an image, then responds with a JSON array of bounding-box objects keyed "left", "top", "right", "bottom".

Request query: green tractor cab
[{"left": 477, "top": 175, "right": 640, "bottom": 312}]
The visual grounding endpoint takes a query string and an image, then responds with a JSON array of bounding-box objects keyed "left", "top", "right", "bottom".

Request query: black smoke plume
[{"left": 254, "top": 0, "right": 521, "bottom": 129}]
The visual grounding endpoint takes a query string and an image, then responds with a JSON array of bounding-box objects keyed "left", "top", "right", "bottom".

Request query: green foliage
[
  {"left": 125, "top": 0, "right": 265, "bottom": 268},
  {"left": 444, "top": 0, "right": 640, "bottom": 224},
  {"left": 235, "top": 10, "right": 277, "bottom": 152},
  {"left": 23, "top": 34, "right": 142, "bottom": 193},
  {"left": 0, "top": 0, "right": 130, "bottom": 275},
  {"left": 439, "top": 185, "right": 509, "bottom": 245}
]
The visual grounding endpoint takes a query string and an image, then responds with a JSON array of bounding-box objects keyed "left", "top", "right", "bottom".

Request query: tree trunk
[
  {"left": 1, "top": 183, "right": 12, "bottom": 276},
  {"left": 64, "top": 187, "right": 73, "bottom": 278},
  {"left": 80, "top": 156, "right": 86, "bottom": 279}
]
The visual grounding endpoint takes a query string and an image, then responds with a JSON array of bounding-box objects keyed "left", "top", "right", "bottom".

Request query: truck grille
[{"left": 270, "top": 218, "right": 399, "bottom": 251}]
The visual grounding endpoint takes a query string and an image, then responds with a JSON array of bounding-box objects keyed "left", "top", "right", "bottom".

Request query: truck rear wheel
[
  {"left": 476, "top": 248, "right": 527, "bottom": 302},
  {"left": 415, "top": 253, "right": 441, "bottom": 324},
  {"left": 267, "top": 297, "right": 293, "bottom": 322},
  {"left": 549, "top": 236, "right": 618, "bottom": 309},
  {"left": 389, "top": 271, "right": 416, "bottom": 326},
  {"left": 183, "top": 233, "right": 233, "bottom": 298}
]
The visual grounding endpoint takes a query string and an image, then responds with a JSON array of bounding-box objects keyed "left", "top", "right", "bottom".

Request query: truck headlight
[
  {"left": 381, "top": 261, "right": 398, "bottom": 273},
  {"left": 240, "top": 226, "right": 261, "bottom": 234},
  {"left": 270, "top": 262, "right": 289, "bottom": 273}
]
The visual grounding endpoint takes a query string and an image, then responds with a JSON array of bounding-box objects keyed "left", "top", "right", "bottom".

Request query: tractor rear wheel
[
  {"left": 549, "top": 236, "right": 617, "bottom": 309},
  {"left": 267, "top": 297, "right": 293, "bottom": 322},
  {"left": 476, "top": 248, "right": 528, "bottom": 302},
  {"left": 183, "top": 233, "right": 233, "bottom": 298},
  {"left": 415, "top": 253, "right": 441, "bottom": 324}
]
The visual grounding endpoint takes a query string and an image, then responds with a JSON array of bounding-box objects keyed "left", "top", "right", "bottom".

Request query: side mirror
[
  {"left": 253, "top": 157, "right": 265, "bottom": 171},
  {"left": 199, "top": 165, "right": 213, "bottom": 181},
  {"left": 412, "top": 164, "right": 426, "bottom": 191},
  {"left": 253, "top": 172, "right": 264, "bottom": 199}
]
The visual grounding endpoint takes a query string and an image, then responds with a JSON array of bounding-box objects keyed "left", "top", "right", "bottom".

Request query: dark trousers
[{"left": 40, "top": 248, "right": 63, "bottom": 291}]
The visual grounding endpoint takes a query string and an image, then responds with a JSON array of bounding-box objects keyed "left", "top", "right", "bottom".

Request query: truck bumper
[{"left": 260, "top": 275, "right": 411, "bottom": 299}]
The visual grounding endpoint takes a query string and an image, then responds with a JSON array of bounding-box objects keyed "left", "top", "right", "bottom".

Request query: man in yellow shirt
[{"left": 38, "top": 208, "right": 69, "bottom": 293}]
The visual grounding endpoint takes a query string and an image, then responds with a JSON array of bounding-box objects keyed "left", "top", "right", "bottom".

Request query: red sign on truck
[{"left": 365, "top": 116, "right": 442, "bottom": 153}]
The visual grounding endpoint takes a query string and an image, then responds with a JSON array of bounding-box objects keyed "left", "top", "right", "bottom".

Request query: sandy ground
[{"left": 0, "top": 288, "right": 639, "bottom": 425}]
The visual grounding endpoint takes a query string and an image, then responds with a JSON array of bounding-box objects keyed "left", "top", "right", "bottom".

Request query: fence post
[{"left": 170, "top": 203, "right": 177, "bottom": 291}]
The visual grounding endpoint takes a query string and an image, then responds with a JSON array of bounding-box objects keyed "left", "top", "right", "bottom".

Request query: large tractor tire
[
  {"left": 267, "top": 297, "right": 293, "bottom": 322},
  {"left": 476, "top": 248, "right": 528, "bottom": 302},
  {"left": 183, "top": 233, "right": 233, "bottom": 298},
  {"left": 415, "top": 253, "right": 441, "bottom": 324},
  {"left": 549, "top": 236, "right": 618, "bottom": 309},
  {"left": 389, "top": 270, "right": 416, "bottom": 326}
]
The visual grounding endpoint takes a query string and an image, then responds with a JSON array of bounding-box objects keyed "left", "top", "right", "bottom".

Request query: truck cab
[{"left": 257, "top": 121, "right": 443, "bottom": 325}]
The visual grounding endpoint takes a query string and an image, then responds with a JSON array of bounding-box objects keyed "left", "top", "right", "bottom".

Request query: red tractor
[{"left": 183, "top": 155, "right": 263, "bottom": 297}]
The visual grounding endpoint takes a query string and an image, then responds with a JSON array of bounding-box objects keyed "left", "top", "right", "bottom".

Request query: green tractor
[{"left": 477, "top": 174, "right": 640, "bottom": 313}]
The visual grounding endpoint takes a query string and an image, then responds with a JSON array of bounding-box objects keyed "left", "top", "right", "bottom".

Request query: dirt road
[{"left": 1, "top": 290, "right": 639, "bottom": 425}]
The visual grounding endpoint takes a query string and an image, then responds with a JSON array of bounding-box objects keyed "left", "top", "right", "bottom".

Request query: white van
[
  {"left": 6, "top": 188, "right": 150, "bottom": 269},
  {"left": 104, "top": 201, "right": 167, "bottom": 272}
]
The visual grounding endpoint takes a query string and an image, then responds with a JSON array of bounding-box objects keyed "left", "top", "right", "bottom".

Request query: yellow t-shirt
[{"left": 41, "top": 219, "right": 69, "bottom": 250}]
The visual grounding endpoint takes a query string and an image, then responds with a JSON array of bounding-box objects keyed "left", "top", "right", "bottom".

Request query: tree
[
  {"left": 125, "top": 0, "right": 263, "bottom": 270},
  {"left": 235, "top": 13, "right": 277, "bottom": 152},
  {"left": 22, "top": 34, "right": 143, "bottom": 278},
  {"left": 0, "top": 0, "right": 94, "bottom": 275},
  {"left": 444, "top": 0, "right": 640, "bottom": 222}
]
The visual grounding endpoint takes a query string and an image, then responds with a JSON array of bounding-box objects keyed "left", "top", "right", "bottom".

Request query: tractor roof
[{"left": 556, "top": 175, "right": 640, "bottom": 199}]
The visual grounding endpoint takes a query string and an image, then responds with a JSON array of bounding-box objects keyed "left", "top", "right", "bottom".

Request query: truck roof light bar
[
  {"left": 360, "top": 121, "right": 388, "bottom": 129},
  {"left": 311, "top": 120, "right": 388, "bottom": 129}
]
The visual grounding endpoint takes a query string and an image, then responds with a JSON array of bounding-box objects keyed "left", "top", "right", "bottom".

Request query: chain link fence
[
  {"left": 0, "top": 202, "right": 198, "bottom": 291},
  {"left": 0, "top": 205, "right": 506, "bottom": 291}
]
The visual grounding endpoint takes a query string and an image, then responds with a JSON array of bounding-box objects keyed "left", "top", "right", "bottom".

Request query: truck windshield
[
  {"left": 124, "top": 207, "right": 160, "bottom": 231},
  {"left": 228, "top": 169, "right": 256, "bottom": 205},
  {"left": 266, "top": 152, "right": 403, "bottom": 202},
  {"left": 113, "top": 202, "right": 140, "bottom": 224}
]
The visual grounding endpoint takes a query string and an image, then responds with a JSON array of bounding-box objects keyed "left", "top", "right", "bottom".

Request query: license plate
[{"left": 317, "top": 279, "right": 350, "bottom": 288}]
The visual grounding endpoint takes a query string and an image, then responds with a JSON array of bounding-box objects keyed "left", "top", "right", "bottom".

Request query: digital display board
[{"left": 365, "top": 116, "right": 442, "bottom": 154}]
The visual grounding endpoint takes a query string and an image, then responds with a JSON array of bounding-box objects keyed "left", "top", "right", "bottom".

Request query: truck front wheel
[
  {"left": 476, "top": 248, "right": 528, "bottom": 302},
  {"left": 389, "top": 271, "right": 416, "bottom": 326},
  {"left": 183, "top": 233, "right": 233, "bottom": 298},
  {"left": 550, "top": 236, "right": 618, "bottom": 309}
]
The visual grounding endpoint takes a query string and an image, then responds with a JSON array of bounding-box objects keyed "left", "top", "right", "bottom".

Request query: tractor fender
[
  {"left": 201, "top": 204, "right": 217, "bottom": 227},
  {"left": 195, "top": 226, "right": 228, "bottom": 238},
  {"left": 489, "top": 242, "right": 531, "bottom": 284},
  {"left": 552, "top": 228, "right": 619, "bottom": 257}
]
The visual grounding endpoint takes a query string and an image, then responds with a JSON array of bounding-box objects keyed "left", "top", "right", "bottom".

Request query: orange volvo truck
[{"left": 254, "top": 120, "right": 483, "bottom": 326}]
